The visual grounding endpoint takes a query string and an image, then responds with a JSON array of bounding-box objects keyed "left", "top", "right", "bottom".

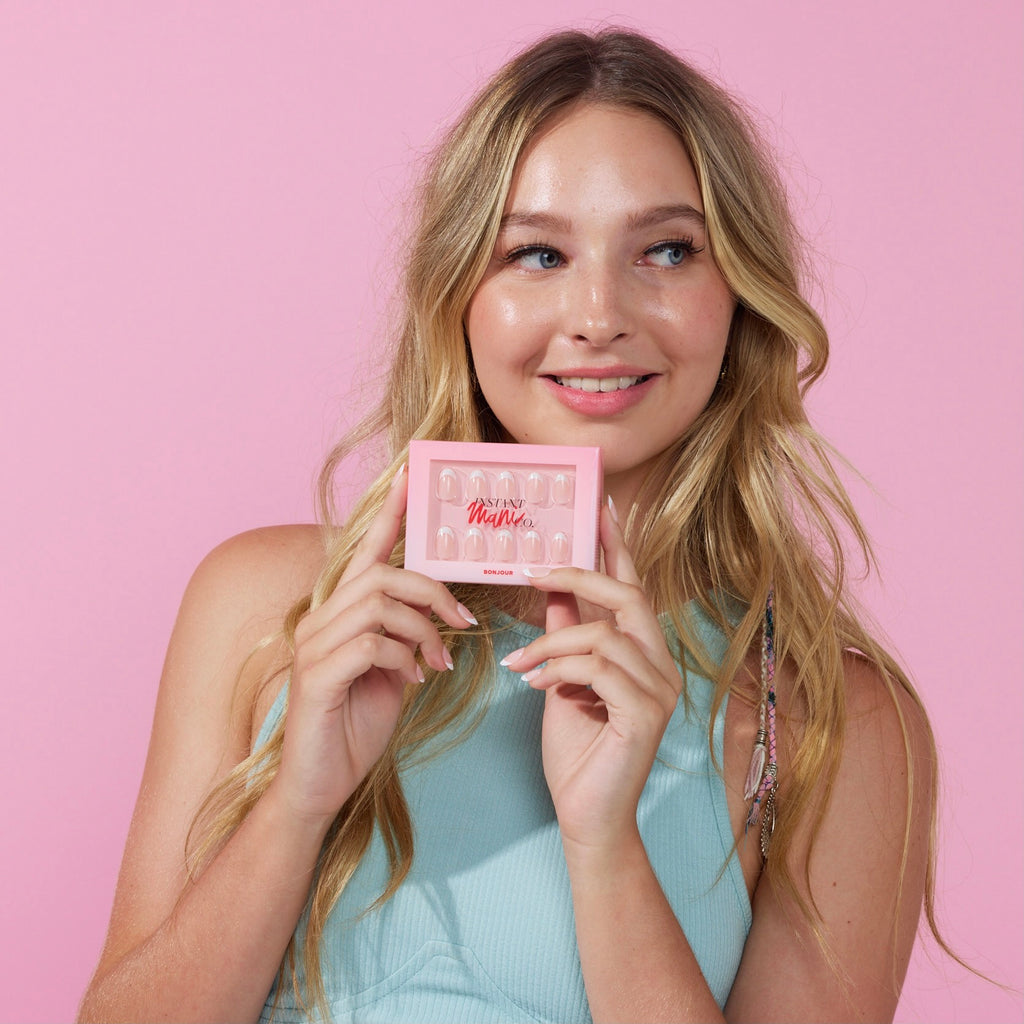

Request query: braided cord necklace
[{"left": 743, "top": 588, "right": 777, "bottom": 859}]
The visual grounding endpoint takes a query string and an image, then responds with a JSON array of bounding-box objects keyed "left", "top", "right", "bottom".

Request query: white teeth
[{"left": 555, "top": 375, "right": 643, "bottom": 391}]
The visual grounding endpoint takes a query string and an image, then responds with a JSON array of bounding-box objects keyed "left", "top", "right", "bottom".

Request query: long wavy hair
[{"left": 187, "top": 28, "right": 939, "bottom": 1017}]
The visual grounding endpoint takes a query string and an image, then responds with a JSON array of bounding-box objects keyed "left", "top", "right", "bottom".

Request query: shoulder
[
  {"left": 780, "top": 651, "right": 935, "bottom": 850},
  {"left": 839, "top": 652, "right": 934, "bottom": 792},
  {"left": 166, "top": 524, "right": 328, "bottom": 745},
  {"left": 183, "top": 524, "right": 326, "bottom": 622}
]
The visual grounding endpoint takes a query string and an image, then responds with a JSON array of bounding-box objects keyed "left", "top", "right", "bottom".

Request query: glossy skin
[
  {"left": 466, "top": 104, "right": 734, "bottom": 511},
  {"left": 79, "top": 103, "right": 931, "bottom": 1024}
]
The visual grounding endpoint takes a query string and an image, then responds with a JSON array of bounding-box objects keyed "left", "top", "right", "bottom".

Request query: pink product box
[{"left": 404, "top": 440, "right": 603, "bottom": 585}]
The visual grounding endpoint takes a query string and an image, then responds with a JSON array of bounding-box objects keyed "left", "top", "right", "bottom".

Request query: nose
[{"left": 566, "top": 264, "right": 633, "bottom": 347}]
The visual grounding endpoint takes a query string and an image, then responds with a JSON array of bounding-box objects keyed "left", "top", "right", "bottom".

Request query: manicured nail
[
  {"left": 499, "top": 647, "right": 525, "bottom": 667},
  {"left": 522, "top": 565, "right": 552, "bottom": 579},
  {"left": 521, "top": 669, "right": 542, "bottom": 684},
  {"left": 607, "top": 494, "right": 619, "bottom": 525},
  {"left": 415, "top": 663, "right": 425, "bottom": 683},
  {"left": 390, "top": 462, "right": 407, "bottom": 488},
  {"left": 443, "top": 648, "right": 454, "bottom": 671},
  {"left": 456, "top": 602, "right": 478, "bottom": 625}
]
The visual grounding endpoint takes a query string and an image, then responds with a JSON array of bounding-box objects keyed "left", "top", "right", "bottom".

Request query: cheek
[
  {"left": 469, "top": 283, "right": 552, "bottom": 338},
  {"left": 466, "top": 287, "right": 550, "bottom": 379},
  {"left": 686, "top": 282, "right": 735, "bottom": 355}
]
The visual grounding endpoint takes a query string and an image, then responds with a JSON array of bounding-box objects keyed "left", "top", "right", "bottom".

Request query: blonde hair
[{"left": 188, "top": 28, "right": 939, "bottom": 1016}]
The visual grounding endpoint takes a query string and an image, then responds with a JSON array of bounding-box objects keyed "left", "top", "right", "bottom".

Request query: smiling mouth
[{"left": 550, "top": 374, "right": 653, "bottom": 392}]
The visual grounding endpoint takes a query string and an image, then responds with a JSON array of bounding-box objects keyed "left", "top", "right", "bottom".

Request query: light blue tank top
[{"left": 257, "top": 607, "right": 751, "bottom": 1023}]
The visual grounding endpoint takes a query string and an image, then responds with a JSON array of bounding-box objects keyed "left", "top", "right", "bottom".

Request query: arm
[
  {"left": 79, "top": 473, "right": 476, "bottom": 1023},
  {"left": 507, "top": 504, "right": 724, "bottom": 1022},
  {"left": 78, "top": 525, "right": 331, "bottom": 1023},
  {"left": 725, "top": 656, "right": 933, "bottom": 1022},
  {"left": 506, "top": 506, "right": 932, "bottom": 1023}
]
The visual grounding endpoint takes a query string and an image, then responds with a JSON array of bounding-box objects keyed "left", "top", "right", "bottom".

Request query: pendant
[
  {"left": 759, "top": 785, "right": 777, "bottom": 861},
  {"left": 744, "top": 741, "right": 766, "bottom": 802}
]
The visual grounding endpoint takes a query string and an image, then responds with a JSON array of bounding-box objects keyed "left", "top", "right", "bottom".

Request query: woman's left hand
[{"left": 501, "top": 500, "right": 682, "bottom": 851}]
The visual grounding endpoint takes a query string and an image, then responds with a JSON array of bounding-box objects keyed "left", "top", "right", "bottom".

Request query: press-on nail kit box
[{"left": 404, "top": 440, "right": 603, "bottom": 585}]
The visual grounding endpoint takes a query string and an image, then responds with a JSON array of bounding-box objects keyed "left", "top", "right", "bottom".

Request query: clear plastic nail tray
[{"left": 404, "top": 440, "right": 602, "bottom": 585}]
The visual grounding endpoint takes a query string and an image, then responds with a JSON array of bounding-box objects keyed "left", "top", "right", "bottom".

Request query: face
[{"left": 465, "top": 103, "right": 735, "bottom": 505}]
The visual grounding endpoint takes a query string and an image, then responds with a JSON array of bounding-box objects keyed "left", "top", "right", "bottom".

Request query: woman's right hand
[{"left": 271, "top": 465, "right": 477, "bottom": 827}]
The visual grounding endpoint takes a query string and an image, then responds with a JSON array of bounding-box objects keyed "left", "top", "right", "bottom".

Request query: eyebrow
[
  {"left": 626, "top": 203, "right": 706, "bottom": 232},
  {"left": 498, "top": 203, "right": 706, "bottom": 234}
]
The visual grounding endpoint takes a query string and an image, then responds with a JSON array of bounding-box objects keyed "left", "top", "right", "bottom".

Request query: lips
[{"left": 541, "top": 372, "right": 657, "bottom": 415}]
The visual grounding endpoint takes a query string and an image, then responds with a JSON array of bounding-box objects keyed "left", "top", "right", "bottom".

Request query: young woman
[{"left": 79, "top": 28, "right": 935, "bottom": 1023}]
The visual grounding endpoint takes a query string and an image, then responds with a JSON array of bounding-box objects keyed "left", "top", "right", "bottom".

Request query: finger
[
  {"left": 298, "top": 631, "right": 427, "bottom": 693},
  {"left": 523, "top": 655, "right": 672, "bottom": 730},
  {"left": 600, "top": 497, "right": 642, "bottom": 586},
  {"left": 302, "top": 561, "right": 476, "bottom": 641},
  {"left": 524, "top": 565, "right": 676, "bottom": 682},
  {"left": 297, "top": 591, "right": 455, "bottom": 674},
  {"left": 545, "top": 591, "right": 581, "bottom": 634},
  {"left": 505, "top": 619, "right": 676, "bottom": 702},
  {"left": 343, "top": 463, "right": 409, "bottom": 580}
]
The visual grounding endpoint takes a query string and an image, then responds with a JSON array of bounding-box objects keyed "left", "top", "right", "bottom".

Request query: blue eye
[
  {"left": 644, "top": 240, "right": 700, "bottom": 266},
  {"left": 504, "top": 246, "right": 563, "bottom": 269}
]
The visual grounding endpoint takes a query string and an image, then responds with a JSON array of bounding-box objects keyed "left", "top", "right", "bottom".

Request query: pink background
[{"left": 1, "top": 2, "right": 1020, "bottom": 1021}]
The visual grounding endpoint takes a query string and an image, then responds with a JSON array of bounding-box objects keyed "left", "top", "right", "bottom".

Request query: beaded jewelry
[{"left": 744, "top": 588, "right": 777, "bottom": 860}]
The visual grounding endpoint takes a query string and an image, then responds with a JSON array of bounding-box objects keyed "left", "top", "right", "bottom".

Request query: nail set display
[{"left": 404, "top": 440, "right": 602, "bottom": 585}]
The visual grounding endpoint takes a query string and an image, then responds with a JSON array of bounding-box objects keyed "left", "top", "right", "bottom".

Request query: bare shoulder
[
  {"left": 179, "top": 523, "right": 328, "bottom": 733},
  {"left": 182, "top": 523, "right": 326, "bottom": 631},
  {"left": 840, "top": 651, "right": 935, "bottom": 790}
]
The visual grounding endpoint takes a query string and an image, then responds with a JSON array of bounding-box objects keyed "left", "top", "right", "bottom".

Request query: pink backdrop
[{"left": 1, "top": 2, "right": 1020, "bottom": 1021}]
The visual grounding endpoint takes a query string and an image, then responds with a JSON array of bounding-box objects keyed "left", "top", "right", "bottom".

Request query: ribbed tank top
[{"left": 256, "top": 606, "right": 751, "bottom": 1022}]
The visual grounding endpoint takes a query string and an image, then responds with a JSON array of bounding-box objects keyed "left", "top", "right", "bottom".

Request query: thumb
[{"left": 545, "top": 591, "right": 581, "bottom": 634}]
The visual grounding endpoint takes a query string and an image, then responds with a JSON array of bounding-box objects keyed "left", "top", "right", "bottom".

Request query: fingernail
[
  {"left": 521, "top": 669, "right": 542, "bottom": 684},
  {"left": 522, "top": 565, "right": 551, "bottom": 579},
  {"left": 443, "top": 648, "right": 454, "bottom": 671},
  {"left": 415, "top": 663, "right": 425, "bottom": 683},
  {"left": 499, "top": 647, "right": 524, "bottom": 667},
  {"left": 456, "top": 602, "right": 478, "bottom": 625},
  {"left": 607, "top": 494, "right": 619, "bottom": 524},
  {"left": 390, "top": 463, "right": 407, "bottom": 488}
]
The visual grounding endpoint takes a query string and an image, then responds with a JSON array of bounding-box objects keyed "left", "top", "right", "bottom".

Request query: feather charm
[{"left": 744, "top": 731, "right": 767, "bottom": 801}]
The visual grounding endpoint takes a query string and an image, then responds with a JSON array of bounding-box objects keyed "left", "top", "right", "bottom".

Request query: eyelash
[
  {"left": 500, "top": 237, "right": 705, "bottom": 268},
  {"left": 643, "top": 237, "right": 704, "bottom": 265},
  {"left": 500, "top": 242, "right": 563, "bottom": 268}
]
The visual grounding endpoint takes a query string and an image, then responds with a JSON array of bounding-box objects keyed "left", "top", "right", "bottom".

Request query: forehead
[{"left": 504, "top": 102, "right": 703, "bottom": 216}]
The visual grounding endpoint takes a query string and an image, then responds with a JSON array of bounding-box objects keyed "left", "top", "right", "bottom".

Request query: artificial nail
[
  {"left": 607, "top": 494, "right": 619, "bottom": 524},
  {"left": 523, "top": 530, "right": 543, "bottom": 562},
  {"left": 437, "top": 467, "right": 459, "bottom": 501},
  {"left": 495, "top": 529, "right": 515, "bottom": 561},
  {"left": 525, "top": 471, "right": 546, "bottom": 504},
  {"left": 466, "top": 469, "right": 488, "bottom": 501},
  {"left": 464, "top": 527, "right": 485, "bottom": 560},
  {"left": 496, "top": 470, "right": 517, "bottom": 500},
  {"left": 551, "top": 532, "right": 570, "bottom": 563},
  {"left": 499, "top": 647, "right": 525, "bottom": 667},
  {"left": 552, "top": 472, "right": 573, "bottom": 504},
  {"left": 435, "top": 526, "right": 457, "bottom": 559},
  {"left": 456, "top": 602, "right": 479, "bottom": 625}
]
